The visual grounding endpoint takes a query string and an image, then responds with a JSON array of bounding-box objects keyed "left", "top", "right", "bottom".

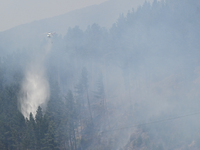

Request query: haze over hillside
[
  {"left": 0, "top": 0, "right": 152, "bottom": 55},
  {"left": 0, "top": 0, "right": 108, "bottom": 32},
  {"left": 1, "top": 0, "right": 200, "bottom": 149}
]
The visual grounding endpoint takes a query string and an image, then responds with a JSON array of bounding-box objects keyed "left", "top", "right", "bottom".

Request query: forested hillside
[
  {"left": 1, "top": 0, "right": 200, "bottom": 149},
  {"left": 0, "top": 0, "right": 150, "bottom": 55}
]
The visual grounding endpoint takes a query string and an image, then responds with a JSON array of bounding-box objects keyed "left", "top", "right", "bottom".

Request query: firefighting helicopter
[{"left": 47, "top": 32, "right": 55, "bottom": 38}]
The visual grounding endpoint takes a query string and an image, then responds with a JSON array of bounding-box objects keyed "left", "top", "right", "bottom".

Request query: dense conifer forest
[{"left": 1, "top": 0, "right": 200, "bottom": 149}]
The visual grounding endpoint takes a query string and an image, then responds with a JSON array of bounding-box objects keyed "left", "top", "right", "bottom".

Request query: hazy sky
[{"left": 0, "top": 0, "right": 108, "bottom": 32}]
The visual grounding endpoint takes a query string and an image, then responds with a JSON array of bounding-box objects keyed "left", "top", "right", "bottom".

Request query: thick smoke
[{"left": 18, "top": 39, "right": 52, "bottom": 118}]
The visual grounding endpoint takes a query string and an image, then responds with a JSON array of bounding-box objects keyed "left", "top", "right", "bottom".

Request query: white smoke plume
[{"left": 18, "top": 40, "right": 52, "bottom": 118}]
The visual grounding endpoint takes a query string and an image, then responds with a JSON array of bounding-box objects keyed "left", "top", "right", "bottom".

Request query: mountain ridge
[{"left": 0, "top": 0, "right": 151, "bottom": 54}]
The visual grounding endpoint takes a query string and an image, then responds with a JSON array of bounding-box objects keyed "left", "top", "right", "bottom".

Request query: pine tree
[
  {"left": 65, "top": 90, "right": 78, "bottom": 150},
  {"left": 28, "top": 113, "right": 37, "bottom": 149},
  {"left": 44, "top": 79, "right": 65, "bottom": 149},
  {"left": 35, "top": 106, "right": 47, "bottom": 149},
  {"left": 93, "top": 73, "right": 109, "bottom": 131},
  {"left": 75, "top": 68, "right": 93, "bottom": 126},
  {"left": 42, "top": 121, "right": 58, "bottom": 150}
]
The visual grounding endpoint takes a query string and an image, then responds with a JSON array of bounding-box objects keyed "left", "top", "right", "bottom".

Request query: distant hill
[{"left": 0, "top": 0, "right": 151, "bottom": 54}]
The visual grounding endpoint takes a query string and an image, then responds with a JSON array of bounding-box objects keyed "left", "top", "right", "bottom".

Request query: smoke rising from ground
[{"left": 18, "top": 40, "right": 52, "bottom": 118}]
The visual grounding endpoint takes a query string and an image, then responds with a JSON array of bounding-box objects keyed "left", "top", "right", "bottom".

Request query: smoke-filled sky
[
  {"left": 0, "top": 0, "right": 107, "bottom": 32},
  {"left": 0, "top": 0, "right": 153, "bottom": 32}
]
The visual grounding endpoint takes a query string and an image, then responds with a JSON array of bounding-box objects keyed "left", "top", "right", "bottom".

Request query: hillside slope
[{"left": 0, "top": 0, "right": 150, "bottom": 55}]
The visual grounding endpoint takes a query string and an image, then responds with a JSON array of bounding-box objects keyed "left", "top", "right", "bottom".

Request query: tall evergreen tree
[
  {"left": 35, "top": 106, "right": 48, "bottom": 149},
  {"left": 42, "top": 121, "right": 58, "bottom": 150},
  {"left": 65, "top": 90, "right": 78, "bottom": 150}
]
